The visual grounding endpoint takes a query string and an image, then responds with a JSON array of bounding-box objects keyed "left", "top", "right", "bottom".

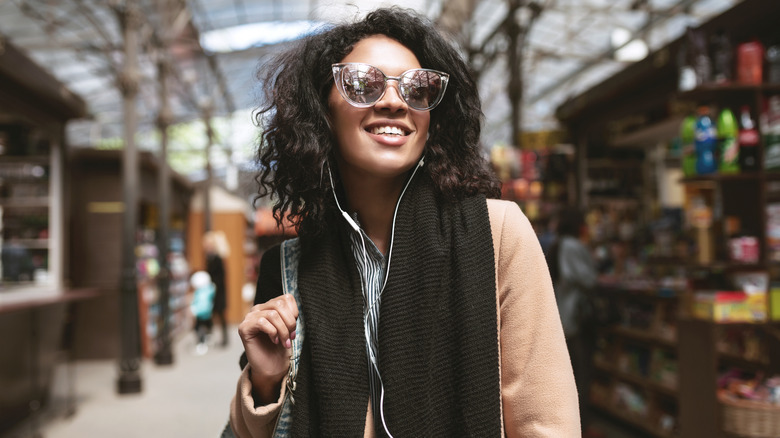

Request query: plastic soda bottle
[
  {"left": 717, "top": 107, "right": 739, "bottom": 173},
  {"left": 681, "top": 115, "right": 697, "bottom": 176},
  {"left": 695, "top": 106, "right": 718, "bottom": 174},
  {"left": 738, "top": 105, "right": 760, "bottom": 171}
]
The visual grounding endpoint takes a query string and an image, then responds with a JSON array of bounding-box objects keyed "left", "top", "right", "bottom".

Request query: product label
[
  {"left": 766, "top": 139, "right": 780, "bottom": 169},
  {"left": 691, "top": 204, "right": 713, "bottom": 228},
  {"left": 739, "top": 129, "right": 759, "bottom": 145},
  {"left": 695, "top": 128, "right": 716, "bottom": 142},
  {"left": 721, "top": 138, "right": 738, "bottom": 163}
]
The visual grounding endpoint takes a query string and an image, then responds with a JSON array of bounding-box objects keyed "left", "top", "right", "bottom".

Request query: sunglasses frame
[{"left": 331, "top": 62, "right": 450, "bottom": 111}]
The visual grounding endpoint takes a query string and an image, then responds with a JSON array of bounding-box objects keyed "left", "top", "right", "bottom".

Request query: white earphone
[{"left": 325, "top": 160, "right": 360, "bottom": 232}]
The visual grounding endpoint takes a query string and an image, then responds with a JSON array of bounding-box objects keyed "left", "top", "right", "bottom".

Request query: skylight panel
[{"left": 200, "top": 20, "right": 327, "bottom": 53}]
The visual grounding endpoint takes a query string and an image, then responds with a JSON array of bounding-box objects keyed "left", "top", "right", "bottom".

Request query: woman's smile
[{"left": 364, "top": 119, "right": 414, "bottom": 146}]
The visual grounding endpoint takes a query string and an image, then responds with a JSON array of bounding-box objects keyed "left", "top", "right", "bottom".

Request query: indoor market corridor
[
  {"left": 2, "top": 323, "right": 641, "bottom": 438},
  {"left": 5, "top": 328, "right": 244, "bottom": 438}
]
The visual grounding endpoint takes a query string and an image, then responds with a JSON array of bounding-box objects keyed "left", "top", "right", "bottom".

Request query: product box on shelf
[
  {"left": 771, "top": 284, "right": 780, "bottom": 321},
  {"left": 763, "top": 96, "right": 780, "bottom": 170},
  {"left": 768, "top": 203, "right": 780, "bottom": 262},
  {"left": 692, "top": 290, "right": 767, "bottom": 323}
]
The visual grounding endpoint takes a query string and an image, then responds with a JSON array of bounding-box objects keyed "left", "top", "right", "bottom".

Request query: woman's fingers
[
  {"left": 239, "top": 298, "right": 297, "bottom": 388},
  {"left": 262, "top": 309, "right": 291, "bottom": 347},
  {"left": 240, "top": 295, "right": 298, "bottom": 348}
]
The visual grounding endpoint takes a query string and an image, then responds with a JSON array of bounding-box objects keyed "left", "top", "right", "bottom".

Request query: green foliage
[
  {"left": 91, "top": 110, "right": 259, "bottom": 179},
  {"left": 96, "top": 137, "right": 123, "bottom": 149}
]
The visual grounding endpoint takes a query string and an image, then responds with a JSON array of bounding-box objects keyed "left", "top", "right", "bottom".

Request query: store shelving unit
[
  {"left": 68, "top": 149, "right": 194, "bottom": 359},
  {"left": 0, "top": 150, "right": 52, "bottom": 286},
  {"left": 137, "top": 237, "right": 191, "bottom": 359},
  {"left": 585, "top": 84, "right": 780, "bottom": 436},
  {"left": 553, "top": 2, "right": 780, "bottom": 436},
  {"left": 590, "top": 283, "right": 682, "bottom": 437},
  {"left": 674, "top": 83, "right": 780, "bottom": 438},
  {"left": 0, "top": 40, "right": 88, "bottom": 433}
]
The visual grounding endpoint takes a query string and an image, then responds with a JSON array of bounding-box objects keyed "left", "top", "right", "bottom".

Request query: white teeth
[{"left": 370, "top": 126, "right": 405, "bottom": 136}]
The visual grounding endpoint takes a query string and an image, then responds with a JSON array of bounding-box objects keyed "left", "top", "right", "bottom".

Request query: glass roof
[{"left": 0, "top": 0, "right": 737, "bottom": 177}]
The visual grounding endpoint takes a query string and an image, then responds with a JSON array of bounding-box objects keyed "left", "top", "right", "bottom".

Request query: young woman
[{"left": 229, "top": 8, "right": 579, "bottom": 437}]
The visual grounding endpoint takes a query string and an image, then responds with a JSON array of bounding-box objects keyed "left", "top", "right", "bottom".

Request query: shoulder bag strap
[{"left": 273, "top": 238, "right": 303, "bottom": 437}]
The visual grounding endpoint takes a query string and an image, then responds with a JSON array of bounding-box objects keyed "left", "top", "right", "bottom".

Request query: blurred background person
[
  {"left": 204, "top": 230, "right": 230, "bottom": 348},
  {"left": 547, "top": 207, "right": 600, "bottom": 437},
  {"left": 189, "top": 270, "right": 215, "bottom": 355}
]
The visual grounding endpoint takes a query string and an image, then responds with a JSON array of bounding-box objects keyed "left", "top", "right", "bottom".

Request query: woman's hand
[{"left": 238, "top": 294, "right": 299, "bottom": 404}]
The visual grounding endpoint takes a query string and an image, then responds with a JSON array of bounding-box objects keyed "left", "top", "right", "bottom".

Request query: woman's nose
[{"left": 374, "top": 80, "right": 407, "bottom": 112}]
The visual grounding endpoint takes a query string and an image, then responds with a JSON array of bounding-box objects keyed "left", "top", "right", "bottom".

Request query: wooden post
[{"left": 678, "top": 319, "right": 724, "bottom": 438}]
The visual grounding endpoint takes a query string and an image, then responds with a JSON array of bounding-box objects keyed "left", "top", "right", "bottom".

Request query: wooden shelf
[
  {"left": 614, "top": 326, "right": 678, "bottom": 348},
  {"left": 684, "top": 261, "right": 767, "bottom": 272},
  {"left": 591, "top": 402, "right": 677, "bottom": 438},
  {"left": 675, "top": 84, "right": 780, "bottom": 101},
  {"left": 680, "top": 173, "right": 763, "bottom": 184},
  {"left": 597, "top": 283, "right": 682, "bottom": 300},
  {"left": 587, "top": 196, "right": 641, "bottom": 206},
  {"left": 644, "top": 256, "right": 687, "bottom": 265},
  {"left": 609, "top": 115, "right": 685, "bottom": 148},
  {"left": 766, "top": 193, "right": 780, "bottom": 203},
  {"left": 587, "top": 159, "right": 643, "bottom": 169},
  {"left": 0, "top": 197, "right": 50, "bottom": 208},
  {"left": 595, "top": 361, "right": 678, "bottom": 398},
  {"left": 0, "top": 155, "right": 50, "bottom": 164},
  {"left": 718, "top": 351, "right": 771, "bottom": 370},
  {"left": 12, "top": 238, "right": 49, "bottom": 249},
  {"left": 679, "top": 317, "right": 780, "bottom": 327}
]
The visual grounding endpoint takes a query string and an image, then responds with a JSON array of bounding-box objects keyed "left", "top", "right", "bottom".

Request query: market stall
[{"left": 556, "top": 1, "right": 780, "bottom": 436}]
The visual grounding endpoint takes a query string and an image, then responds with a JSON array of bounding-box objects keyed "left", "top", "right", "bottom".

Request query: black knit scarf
[{"left": 292, "top": 173, "right": 501, "bottom": 437}]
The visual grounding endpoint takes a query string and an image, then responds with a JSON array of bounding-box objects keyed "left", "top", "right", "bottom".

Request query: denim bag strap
[
  {"left": 272, "top": 237, "right": 303, "bottom": 437},
  {"left": 220, "top": 239, "right": 302, "bottom": 438}
]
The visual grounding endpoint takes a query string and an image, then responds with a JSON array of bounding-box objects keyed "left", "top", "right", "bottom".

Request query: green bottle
[
  {"left": 717, "top": 107, "right": 740, "bottom": 173},
  {"left": 681, "top": 115, "right": 697, "bottom": 177}
]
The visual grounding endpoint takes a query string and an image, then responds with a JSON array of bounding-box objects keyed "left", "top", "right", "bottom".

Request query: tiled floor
[{"left": 4, "top": 329, "right": 244, "bottom": 438}]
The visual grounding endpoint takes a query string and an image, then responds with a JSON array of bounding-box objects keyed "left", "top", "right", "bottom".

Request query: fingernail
[
  {"left": 273, "top": 336, "right": 279, "bottom": 344},
  {"left": 284, "top": 339, "right": 292, "bottom": 349},
  {"left": 290, "top": 331, "right": 296, "bottom": 340}
]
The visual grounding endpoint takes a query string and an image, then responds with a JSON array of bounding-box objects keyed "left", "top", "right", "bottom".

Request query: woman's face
[{"left": 328, "top": 35, "right": 430, "bottom": 182}]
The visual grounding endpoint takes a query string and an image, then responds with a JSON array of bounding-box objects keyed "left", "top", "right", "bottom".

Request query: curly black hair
[{"left": 254, "top": 7, "right": 501, "bottom": 236}]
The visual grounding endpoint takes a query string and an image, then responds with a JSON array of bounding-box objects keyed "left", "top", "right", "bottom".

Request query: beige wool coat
[{"left": 230, "top": 199, "right": 581, "bottom": 437}]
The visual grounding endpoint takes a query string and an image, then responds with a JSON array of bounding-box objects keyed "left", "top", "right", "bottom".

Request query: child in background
[{"left": 190, "top": 270, "right": 215, "bottom": 355}]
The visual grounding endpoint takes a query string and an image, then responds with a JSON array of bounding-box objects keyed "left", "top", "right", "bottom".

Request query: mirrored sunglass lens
[
  {"left": 341, "top": 65, "right": 385, "bottom": 105},
  {"left": 401, "top": 70, "right": 443, "bottom": 109}
]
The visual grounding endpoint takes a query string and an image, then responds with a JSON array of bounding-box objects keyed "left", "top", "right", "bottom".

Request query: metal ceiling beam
[
  {"left": 186, "top": 0, "right": 236, "bottom": 114},
  {"left": 525, "top": 0, "right": 622, "bottom": 87},
  {"left": 152, "top": 0, "right": 177, "bottom": 368},
  {"left": 527, "top": 0, "right": 700, "bottom": 105},
  {"left": 115, "top": 0, "right": 143, "bottom": 396},
  {"left": 233, "top": 0, "right": 248, "bottom": 25},
  {"left": 11, "top": 0, "right": 129, "bottom": 121}
]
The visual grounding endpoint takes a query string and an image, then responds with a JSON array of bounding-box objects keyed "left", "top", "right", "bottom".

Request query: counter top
[{"left": 0, "top": 287, "right": 100, "bottom": 314}]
